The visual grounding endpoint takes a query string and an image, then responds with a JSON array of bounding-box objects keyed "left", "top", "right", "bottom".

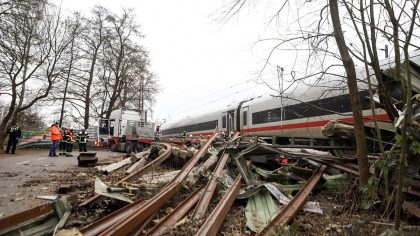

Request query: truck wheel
[
  {"left": 125, "top": 142, "right": 133, "bottom": 154},
  {"left": 110, "top": 143, "right": 117, "bottom": 152}
]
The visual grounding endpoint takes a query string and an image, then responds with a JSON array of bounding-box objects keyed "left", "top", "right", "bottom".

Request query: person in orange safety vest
[{"left": 49, "top": 122, "right": 62, "bottom": 157}]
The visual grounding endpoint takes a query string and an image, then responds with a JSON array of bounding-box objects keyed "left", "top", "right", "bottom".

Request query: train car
[
  {"left": 161, "top": 89, "right": 393, "bottom": 144},
  {"left": 162, "top": 110, "right": 221, "bottom": 138}
]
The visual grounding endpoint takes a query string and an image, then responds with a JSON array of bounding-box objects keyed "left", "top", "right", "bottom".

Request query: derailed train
[
  {"left": 161, "top": 55, "right": 420, "bottom": 146},
  {"left": 160, "top": 89, "right": 394, "bottom": 145}
]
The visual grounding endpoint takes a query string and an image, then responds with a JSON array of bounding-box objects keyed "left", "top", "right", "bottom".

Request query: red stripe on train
[{"left": 243, "top": 113, "right": 390, "bottom": 133}]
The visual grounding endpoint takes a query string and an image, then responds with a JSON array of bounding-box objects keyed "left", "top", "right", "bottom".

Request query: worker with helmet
[
  {"left": 66, "top": 129, "right": 76, "bottom": 157},
  {"left": 59, "top": 127, "right": 68, "bottom": 156},
  {"left": 77, "top": 129, "right": 89, "bottom": 152}
]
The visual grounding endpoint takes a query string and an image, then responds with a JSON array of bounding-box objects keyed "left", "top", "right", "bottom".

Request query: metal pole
[
  {"left": 139, "top": 76, "right": 144, "bottom": 112},
  {"left": 277, "top": 66, "right": 284, "bottom": 125}
]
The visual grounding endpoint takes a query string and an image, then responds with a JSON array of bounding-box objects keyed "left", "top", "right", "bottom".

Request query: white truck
[{"left": 98, "top": 108, "right": 155, "bottom": 153}]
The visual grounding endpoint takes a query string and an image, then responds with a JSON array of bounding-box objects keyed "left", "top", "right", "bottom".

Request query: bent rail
[
  {"left": 79, "top": 142, "right": 172, "bottom": 207},
  {"left": 258, "top": 164, "right": 327, "bottom": 235},
  {"left": 195, "top": 174, "right": 242, "bottom": 236},
  {"left": 98, "top": 133, "right": 218, "bottom": 236}
]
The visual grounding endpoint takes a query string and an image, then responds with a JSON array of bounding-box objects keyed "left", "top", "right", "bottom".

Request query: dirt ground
[{"left": 0, "top": 148, "right": 121, "bottom": 218}]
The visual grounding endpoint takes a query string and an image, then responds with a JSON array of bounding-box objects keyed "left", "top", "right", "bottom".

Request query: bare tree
[
  {"left": 222, "top": 0, "right": 420, "bottom": 187},
  {"left": 100, "top": 8, "right": 144, "bottom": 118},
  {"left": 0, "top": 1, "right": 71, "bottom": 145},
  {"left": 57, "top": 12, "right": 83, "bottom": 127},
  {"left": 329, "top": 0, "right": 370, "bottom": 185},
  {"left": 78, "top": 6, "right": 109, "bottom": 128},
  {"left": 386, "top": 0, "right": 420, "bottom": 229}
]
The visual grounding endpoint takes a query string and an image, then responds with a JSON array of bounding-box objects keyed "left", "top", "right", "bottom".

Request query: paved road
[{"left": 0, "top": 148, "right": 121, "bottom": 218}]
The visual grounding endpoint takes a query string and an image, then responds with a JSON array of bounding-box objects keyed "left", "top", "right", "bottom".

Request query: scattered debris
[
  {"left": 126, "top": 154, "right": 147, "bottom": 174},
  {"left": 16, "top": 161, "right": 30, "bottom": 165},
  {"left": 1, "top": 132, "right": 419, "bottom": 235},
  {"left": 321, "top": 120, "right": 354, "bottom": 137},
  {"left": 36, "top": 195, "right": 58, "bottom": 201},
  {"left": 94, "top": 177, "right": 133, "bottom": 203},
  {"left": 0, "top": 196, "right": 71, "bottom": 235},
  {"left": 245, "top": 190, "right": 278, "bottom": 232},
  {"left": 77, "top": 152, "right": 98, "bottom": 166},
  {"left": 96, "top": 158, "right": 132, "bottom": 174},
  {"left": 10, "top": 197, "right": 23, "bottom": 202},
  {"left": 58, "top": 184, "right": 72, "bottom": 194},
  {"left": 56, "top": 227, "right": 83, "bottom": 236}
]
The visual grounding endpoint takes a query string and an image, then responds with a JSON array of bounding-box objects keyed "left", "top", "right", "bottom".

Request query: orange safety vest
[{"left": 50, "top": 126, "right": 62, "bottom": 141}]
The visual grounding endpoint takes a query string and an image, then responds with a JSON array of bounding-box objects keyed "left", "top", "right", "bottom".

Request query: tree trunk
[
  {"left": 384, "top": 0, "right": 405, "bottom": 103},
  {"left": 329, "top": 0, "right": 370, "bottom": 185},
  {"left": 84, "top": 49, "right": 98, "bottom": 129},
  {"left": 0, "top": 39, "right": 31, "bottom": 146},
  {"left": 394, "top": 0, "right": 419, "bottom": 228},
  {"left": 364, "top": 0, "right": 398, "bottom": 121}
]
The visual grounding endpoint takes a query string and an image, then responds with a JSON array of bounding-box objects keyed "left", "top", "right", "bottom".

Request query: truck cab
[{"left": 99, "top": 108, "right": 155, "bottom": 153}]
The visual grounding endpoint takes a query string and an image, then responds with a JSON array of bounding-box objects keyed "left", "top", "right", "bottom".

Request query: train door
[
  {"left": 241, "top": 106, "right": 249, "bottom": 134},
  {"left": 221, "top": 112, "right": 227, "bottom": 134},
  {"left": 221, "top": 111, "right": 234, "bottom": 138},
  {"left": 229, "top": 111, "right": 235, "bottom": 138}
]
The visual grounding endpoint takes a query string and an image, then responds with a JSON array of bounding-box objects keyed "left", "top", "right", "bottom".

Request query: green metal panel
[{"left": 245, "top": 190, "right": 278, "bottom": 233}]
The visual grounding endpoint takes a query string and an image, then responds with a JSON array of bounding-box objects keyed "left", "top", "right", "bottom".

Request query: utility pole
[
  {"left": 277, "top": 65, "right": 284, "bottom": 125},
  {"left": 139, "top": 75, "right": 144, "bottom": 112}
]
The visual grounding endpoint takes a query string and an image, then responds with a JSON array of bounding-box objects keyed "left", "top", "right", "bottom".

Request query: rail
[
  {"left": 79, "top": 142, "right": 172, "bottom": 206},
  {"left": 81, "top": 199, "right": 147, "bottom": 236},
  {"left": 192, "top": 152, "right": 230, "bottom": 220},
  {"left": 147, "top": 187, "right": 205, "bottom": 236},
  {"left": 195, "top": 174, "right": 243, "bottom": 236},
  {"left": 258, "top": 164, "right": 327, "bottom": 235},
  {"left": 97, "top": 133, "right": 218, "bottom": 235}
]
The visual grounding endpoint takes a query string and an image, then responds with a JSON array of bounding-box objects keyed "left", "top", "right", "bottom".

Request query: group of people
[
  {"left": 3, "top": 122, "right": 88, "bottom": 156},
  {"left": 49, "top": 122, "right": 89, "bottom": 157}
]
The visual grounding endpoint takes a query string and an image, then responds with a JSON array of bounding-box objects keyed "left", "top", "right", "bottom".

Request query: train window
[
  {"left": 252, "top": 108, "right": 282, "bottom": 124},
  {"left": 222, "top": 115, "right": 226, "bottom": 128},
  {"left": 243, "top": 111, "right": 247, "bottom": 126},
  {"left": 99, "top": 120, "right": 109, "bottom": 135},
  {"left": 163, "top": 120, "right": 218, "bottom": 135},
  {"left": 251, "top": 90, "right": 372, "bottom": 125}
]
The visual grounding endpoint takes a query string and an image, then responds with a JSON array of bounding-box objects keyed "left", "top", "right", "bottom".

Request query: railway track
[
  {"left": 84, "top": 133, "right": 218, "bottom": 235},
  {"left": 257, "top": 164, "right": 327, "bottom": 235},
  {"left": 195, "top": 174, "right": 243, "bottom": 236},
  {"left": 147, "top": 187, "right": 205, "bottom": 236},
  {"left": 1, "top": 134, "right": 419, "bottom": 235},
  {"left": 79, "top": 142, "right": 172, "bottom": 206}
]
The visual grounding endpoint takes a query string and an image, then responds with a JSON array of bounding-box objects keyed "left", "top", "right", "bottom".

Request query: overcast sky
[{"left": 53, "top": 0, "right": 295, "bottom": 124}]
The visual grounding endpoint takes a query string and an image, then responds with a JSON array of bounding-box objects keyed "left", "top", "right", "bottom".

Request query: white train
[{"left": 161, "top": 89, "right": 394, "bottom": 144}]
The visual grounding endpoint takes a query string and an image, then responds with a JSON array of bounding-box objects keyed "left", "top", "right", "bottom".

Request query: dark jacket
[
  {"left": 7, "top": 126, "right": 21, "bottom": 140},
  {"left": 77, "top": 132, "right": 88, "bottom": 143}
]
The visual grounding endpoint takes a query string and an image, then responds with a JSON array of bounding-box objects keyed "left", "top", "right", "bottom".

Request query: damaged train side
[{"left": 160, "top": 90, "right": 393, "bottom": 145}]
